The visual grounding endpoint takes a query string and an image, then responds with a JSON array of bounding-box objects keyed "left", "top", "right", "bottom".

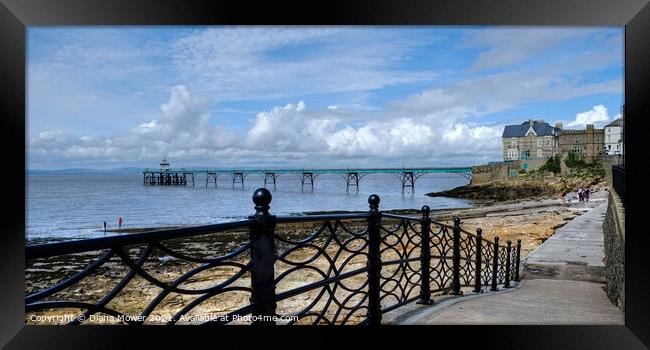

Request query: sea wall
[
  {"left": 602, "top": 190, "right": 625, "bottom": 310},
  {"left": 471, "top": 163, "right": 509, "bottom": 184},
  {"left": 600, "top": 154, "right": 622, "bottom": 185}
]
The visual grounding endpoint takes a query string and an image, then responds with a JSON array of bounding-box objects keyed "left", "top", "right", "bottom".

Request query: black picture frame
[{"left": 1, "top": 0, "right": 649, "bottom": 348}]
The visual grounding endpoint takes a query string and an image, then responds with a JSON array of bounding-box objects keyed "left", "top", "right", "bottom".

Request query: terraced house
[{"left": 502, "top": 119, "right": 561, "bottom": 171}]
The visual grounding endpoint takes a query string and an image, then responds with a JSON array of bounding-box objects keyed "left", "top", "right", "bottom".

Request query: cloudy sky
[{"left": 27, "top": 26, "right": 623, "bottom": 170}]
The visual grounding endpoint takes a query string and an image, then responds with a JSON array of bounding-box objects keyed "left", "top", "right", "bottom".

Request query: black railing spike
[
  {"left": 504, "top": 240, "right": 512, "bottom": 288},
  {"left": 451, "top": 217, "right": 462, "bottom": 295},
  {"left": 249, "top": 188, "right": 277, "bottom": 324},
  {"left": 491, "top": 236, "right": 500, "bottom": 292},
  {"left": 418, "top": 205, "right": 433, "bottom": 305},
  {"left": 515, "top": 239, "right": 522, "bottom": 282},
  {"left": 366, "top": 194, "right": 382, "bottom": 325},
  {"left": 473, "top": 228, "right": 483, "bottom": 293}
]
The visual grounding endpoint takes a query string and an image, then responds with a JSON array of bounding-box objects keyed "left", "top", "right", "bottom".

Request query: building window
[
  {"left": 511, "top": 140, "right": 517, "bottom": 148},
  {"left": 537, "top": 139, "right": 542, "bottom": 147},
  {"left": 537, "top": 149, "right": 543, "bottom": 158}
]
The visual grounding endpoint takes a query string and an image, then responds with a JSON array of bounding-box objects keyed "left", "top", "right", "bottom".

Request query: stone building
[
  {"left": 558, "top": 124, "right": 605, "bottom": 160},
  {"left": 604, "top": 118, "right": 623, "bottom": 155},
  {"left": 502, "top": 119, "right": 560, "bottom": 171}
]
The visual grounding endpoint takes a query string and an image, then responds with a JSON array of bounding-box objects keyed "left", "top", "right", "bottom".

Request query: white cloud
[
  {"left": 244, "top": 101, "right": 504, "bottom": 166},
  {"left": 566, "top": 105, "right": 618, "bottom": 128},
  {"left": 169, "top": 27, "right": 438, "bottom": 101},
  {"left": 460, "top": 28, "right": 615, "bottom": 71},
  {"left": 29, "top": 85, "right": 241, "bottom": 167},
  {"left": 27, "top": 27, "right": 623, "bottom": 169}
]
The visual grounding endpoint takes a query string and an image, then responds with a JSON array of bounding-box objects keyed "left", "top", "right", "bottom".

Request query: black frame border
[{"left": 1, "top": 0, "right": 649, "bottom": 348}]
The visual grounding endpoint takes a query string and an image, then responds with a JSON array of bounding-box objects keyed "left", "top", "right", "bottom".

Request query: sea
[{"left": 26, "top": 172, "right": 474, "bottom": 243}]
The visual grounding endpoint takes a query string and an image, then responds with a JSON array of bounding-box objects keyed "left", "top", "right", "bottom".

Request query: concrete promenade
[{"left": 392, "top": 193, "right": 623, "bottom": 324}]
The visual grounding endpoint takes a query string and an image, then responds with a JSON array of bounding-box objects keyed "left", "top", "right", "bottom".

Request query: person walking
[
  {"left": 103, "top": 221, "right": 107, "bottom": 233},
  {"left": 118, "top": 216, "right": 123, "bottom": 228},
  {"left": 585, "top": 187, "right": 590, "bottom": 202}
]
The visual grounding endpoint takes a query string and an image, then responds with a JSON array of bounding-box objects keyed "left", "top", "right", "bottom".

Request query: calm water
[{"left": 26, "top": 172, "right": 473, "bottom": 242}]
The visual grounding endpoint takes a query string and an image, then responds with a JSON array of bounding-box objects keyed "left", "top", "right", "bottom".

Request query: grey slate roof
[
  {"left": 502, "top": 121, "right": 560, "bottom": 138},
  {"left": 605, "top": 118, "right": 623, "bottom": 127}
]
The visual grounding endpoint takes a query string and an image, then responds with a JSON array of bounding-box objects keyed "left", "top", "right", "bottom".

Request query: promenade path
[{"left": 390, "top": 191, "right": 623, "bottom": 324}]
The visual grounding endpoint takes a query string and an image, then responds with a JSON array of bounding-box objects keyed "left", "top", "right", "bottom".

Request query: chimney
[
  {"left": 586, "top": 124, "right": 594, "bottom": 132},
  {"left": 529, "top": 119, "right": 534, "bottom": 127},
  {"left": 536, "top": 119, "right": 545, "bottom": 124},
  {"left": 555, "top": 122, "right": 563, "bottom": 130}
]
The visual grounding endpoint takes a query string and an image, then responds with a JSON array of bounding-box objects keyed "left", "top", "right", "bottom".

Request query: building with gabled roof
[
  {"left": 604, "top": 117, "right": 623, "bottom": 155},
  {"left": 502, "top": 119, "right": 561, "bottom": 171}
]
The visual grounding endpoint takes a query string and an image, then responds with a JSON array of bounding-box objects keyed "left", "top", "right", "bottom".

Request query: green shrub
[
  {"left": 564, "top": 152, "right": 587, "bottom": 168},
  {"left": 539, "top": 155, "right": 561, "bottom": 174}
]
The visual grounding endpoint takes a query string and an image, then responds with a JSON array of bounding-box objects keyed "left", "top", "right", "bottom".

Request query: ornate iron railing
[{"left": 25, "top": 188, "right": 521, "bottom": 325}]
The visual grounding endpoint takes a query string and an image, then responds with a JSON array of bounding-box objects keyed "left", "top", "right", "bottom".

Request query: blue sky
[{"left": 27, "top": 26, "right": 623, "bottom": 169}]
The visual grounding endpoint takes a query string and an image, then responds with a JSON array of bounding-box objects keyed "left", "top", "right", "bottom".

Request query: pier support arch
[
  {"left": 206, "top": 172, "right": 219, "bottom": 187},
  {"left": 264, "top": 172, "right": 279, "bottom": 188},
  {"left": 396, "top": 171, "right": 425, "bottom": 192},
  {"left": 341, "top": 172, "right": 367, "bottom": 191},
  {"left": 233, "top": 172, "right": 246, "bottom": 188},
  {"left": 301, "top": 172, "right": 317, "bottom": 190}
]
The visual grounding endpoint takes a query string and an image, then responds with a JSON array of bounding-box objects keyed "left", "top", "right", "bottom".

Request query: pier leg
[
  {"left": 301, "top": 173, "right": 315, "bottom": 190},
  {"left": 264, "top": 173, "right": 277, "bottom": 188}
]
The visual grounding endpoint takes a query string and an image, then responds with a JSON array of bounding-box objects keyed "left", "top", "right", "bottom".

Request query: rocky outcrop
[{"left": 427, "top": 174, "right": 604, "bottom": 201}]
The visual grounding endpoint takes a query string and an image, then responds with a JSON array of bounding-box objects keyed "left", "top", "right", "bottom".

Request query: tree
[
  {"left": 564, "top": 152, "right": 586, "bottom": 168},
  {"left": 539, "top": 155, "right": 561, "bottom": 174}
]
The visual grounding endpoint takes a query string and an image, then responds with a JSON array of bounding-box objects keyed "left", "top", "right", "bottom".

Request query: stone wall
[
  {"left": 602, "top": 190, "right": 625, "bottom": 310},
  {"left": 558, "top": 124, "right": 605, "bottom": 160},
  {"left": 601, "top": 154, "right": 623, "bottom": 185},
  {"left": 471, "top": 163, "right": 508, "bottom": 184}
]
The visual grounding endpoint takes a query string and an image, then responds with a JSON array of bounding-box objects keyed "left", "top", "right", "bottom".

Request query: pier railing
[{"left": 25, "top": 188, "right": 521, "bottom": 325}]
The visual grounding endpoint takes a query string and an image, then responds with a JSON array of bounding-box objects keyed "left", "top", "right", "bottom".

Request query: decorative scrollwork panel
[{"left": 273, "top": 219, "right": 370, "bottom": 325}]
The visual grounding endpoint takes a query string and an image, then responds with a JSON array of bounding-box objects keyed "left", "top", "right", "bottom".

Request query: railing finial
[
  {"left": 368, "top": 194, "right": 380, "bottom": 212},
  {"left": 252, "top": 188, "right": 272, "bottom": 216},
  {"left": 421, "top": 205, "right": 430, "bottom": 217}
]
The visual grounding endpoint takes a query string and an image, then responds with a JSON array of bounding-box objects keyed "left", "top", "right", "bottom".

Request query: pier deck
[{"left": 142, "top": 166, "right": 474, "bottom": 190}]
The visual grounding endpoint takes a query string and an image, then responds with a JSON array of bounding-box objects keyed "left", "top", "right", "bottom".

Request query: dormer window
[{"left": 525, "top": 127, "right": 537, "bottom": 136}]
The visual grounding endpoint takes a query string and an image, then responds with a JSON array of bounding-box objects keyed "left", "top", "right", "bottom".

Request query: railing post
[
  {"left": 473, "top": 228, "right": 483, "bottom": 293},
  {"left": 417, "top": 205, "right": 432, "bottom": 305},
  {"left": 504, "top": 240, "right": 512, "bottom": 288},
  {"left": 366, "top": 194, "right": 382, "bottom": 325},
  {"left": 514, "top": 239, "right": 522, "bottom": 282},
  {"left": 451, "top": 217, "right": 462, "bottom": 295},
  {"left": 491, "top": 236, "right": 499, "bottom": 291},
  {"left": 249, "top": 188, "right": 277, "bottom": 324}
]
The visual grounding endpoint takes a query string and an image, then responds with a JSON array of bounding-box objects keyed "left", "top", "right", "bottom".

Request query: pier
[{"left": 142, "top": 166, "right": 473, "bottom": 190}]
